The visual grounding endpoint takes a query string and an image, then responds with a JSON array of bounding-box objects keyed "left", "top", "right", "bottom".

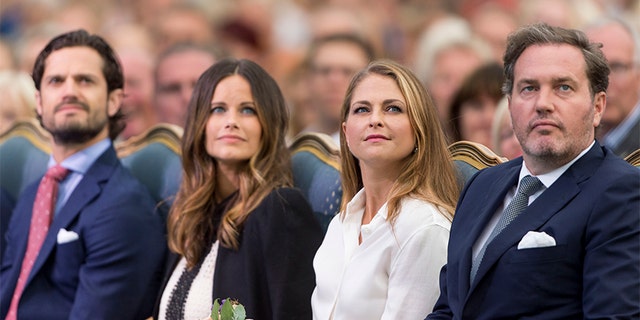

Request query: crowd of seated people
[
  {"left": 0, "top": 1, "right": 639, "bottom": 319},
  {"left": 1, "top": 1, "right": 637, "bottom": 152}
]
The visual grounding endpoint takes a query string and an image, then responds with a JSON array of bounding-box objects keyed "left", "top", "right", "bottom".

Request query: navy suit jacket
[
  {"left": 428, "top": 142, "right": 640, "bottom": 319},
  {"left": 0, "top": 146, "right": 167, "bottom": 320},
  {"left": 0, "top": 188, "right": 15, "bottom": 267}
]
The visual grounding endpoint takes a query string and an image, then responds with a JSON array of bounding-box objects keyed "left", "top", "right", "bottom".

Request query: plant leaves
[
  {"left": 211, "top": 298, "right": 221, "bottom": 318},
  {"left": 220, "top": 299, "right": 234, "bottom": 320},
  {"left": 232, "top": 304, "right": 246, "bottom": 320}
]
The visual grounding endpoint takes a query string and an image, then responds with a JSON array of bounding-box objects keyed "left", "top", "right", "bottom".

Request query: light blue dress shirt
[{"left": 45, "top": 138, "right": 111, "bottom": 215}]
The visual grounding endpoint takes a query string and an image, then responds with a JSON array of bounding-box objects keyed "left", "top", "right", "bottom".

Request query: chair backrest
[
  {"left": 624, "top": 148, "right": 640, "bottom": 168},
  {"left": 0, "top": 119, "right": 51, "bottom": 200},
  {"left": 289, "top": 132, "right": 342, "bottom": 233},
  {"left": 116, "top": 123, "right": 183, "bottom": 213},
  {"left": 449, "top": 140, "right": 507, "bottom": 186}
]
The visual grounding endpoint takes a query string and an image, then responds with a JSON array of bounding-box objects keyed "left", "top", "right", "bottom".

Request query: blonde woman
[{"left": 312, "top": 60, "right": 460, "bottom": 319}]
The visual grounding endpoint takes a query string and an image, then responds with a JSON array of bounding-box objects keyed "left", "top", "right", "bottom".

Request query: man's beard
[
  {"left": 46, "top": 98, "right": 108, "bottom": 144},
  {"left": 49, "top": 118, "right": 107, "bottom": 145}
]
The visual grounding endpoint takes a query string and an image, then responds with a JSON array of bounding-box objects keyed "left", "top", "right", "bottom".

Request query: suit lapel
[
  {"left": 459, "top": 162, "right": 520, "bottom": 294},
  {"left": 468, "top": 144, "right": 603, "bottom": 294},
  {"left": 27, "top": 148, "right": 118, "bottom": 284}
]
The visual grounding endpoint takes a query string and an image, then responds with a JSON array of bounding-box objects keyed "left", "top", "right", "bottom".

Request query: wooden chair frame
[
  {"left": 624, "top": 148, "right": 640, "bottom": 167},
  {"left": 115, "top": 123, "right": 183, "bottom": 158},
  {"left": 0, "top": 119, "right": 51, "bottom": 154},
  {"left": 448, "top": 140, "right": 507, "bottom": 170},
  {"left": 289, "top": 132, "right": 340, "bottom": 171}
]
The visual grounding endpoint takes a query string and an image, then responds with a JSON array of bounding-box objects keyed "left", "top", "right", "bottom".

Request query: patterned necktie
[
  {"left": 470, "top": 175, "right": 543, "bottom": 284},
  {"left": 6, "top": 165, "right": 69, "bottom": 320}
]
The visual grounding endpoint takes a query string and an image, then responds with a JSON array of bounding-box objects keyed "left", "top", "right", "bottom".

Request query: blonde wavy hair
[{"left": 339, "top": 59, "right": 460, "bottom": 224}]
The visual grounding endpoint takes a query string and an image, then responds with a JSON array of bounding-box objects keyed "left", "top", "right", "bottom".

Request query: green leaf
[
  {"left": 220, "top": 299, "right": 234, "bottom": 320},
  {"left": 211, "top": 298, "right": 221, "bottom": 318},
  {"left": 232, "top": 304, "right": 246, "bottom": 320}
]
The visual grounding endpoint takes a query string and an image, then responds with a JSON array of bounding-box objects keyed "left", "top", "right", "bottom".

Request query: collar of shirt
[
  {"left": 342, "top": 189, "right": 390, "bottom": 258},
  {"left": 520, "top": 140, "right": 594, "bottom": 203},
  {"left": 46, "top": 138, "right": 112, "bottom": 213},
  {"left": 472, "top": 141, "right": 595, "bottom": 259}
]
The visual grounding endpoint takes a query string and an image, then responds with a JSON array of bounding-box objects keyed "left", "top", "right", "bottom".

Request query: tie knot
[
  {"left": 518, "top": 175, "right": 543, "bottom": 197},
  {"left": 46, "top": 165, "right": 70, "bottom": 182}
]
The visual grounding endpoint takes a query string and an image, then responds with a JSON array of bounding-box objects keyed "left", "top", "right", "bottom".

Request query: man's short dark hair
[{"left": 503, "top": 23, "right": 610, "bottom": 98}]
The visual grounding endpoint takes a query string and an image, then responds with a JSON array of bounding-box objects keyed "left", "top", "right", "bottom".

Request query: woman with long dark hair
[{"left": 156, "top": 58, "right": 323, "bottom": 320}]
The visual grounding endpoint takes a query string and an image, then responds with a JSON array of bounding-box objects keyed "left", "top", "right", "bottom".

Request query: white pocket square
[
  {"left": 57, "top": 228, "right": 79, "bottom": 244},
  {"left": 517, "top": 231, "right": 556, "bottom": 249}
]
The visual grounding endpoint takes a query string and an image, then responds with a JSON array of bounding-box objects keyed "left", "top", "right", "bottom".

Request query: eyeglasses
[
  {"left": 609, "top": 62, "right": 635, "bottom": 75},
  {"left": 311, "top": 65, "right": 358, "bottom": 78},
  {"left": 157, "top": 82, "right": 195, "bottom": 96}
]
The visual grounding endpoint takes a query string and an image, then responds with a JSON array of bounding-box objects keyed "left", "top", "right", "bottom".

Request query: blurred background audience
[
  {"left": 0, "top": 0, "right": 637, "bottom": 150},
  {"left": 0, "top": 70, "right": 37, "bottom": 135},
  {"left": 302, "top": 33, "right": 375, "bottom": 144},
  {"left": 491, "top": 95, "right": 522, "bottom": 160},
  {"left": 585, "top": 15, "right": 640, "bottom": 158},
  {"left": 448, "top": 62, "right": 504, "bottom": 147},
  {"left": 153, "top": 42, "right": 224, "bottom": 127},
  {"left": 0, "top": 38, "right": 16, "bottom": 71},
  {"left": 108, "top": 37, "right": 159, "bottom": 140}
]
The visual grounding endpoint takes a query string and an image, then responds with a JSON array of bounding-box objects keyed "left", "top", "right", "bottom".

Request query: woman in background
[
  {"left": 448, "top": 62, "right": 504, "bottom": 148},
  {"left": 312, "top": 60, "right": 460, "bottom": 319},
  {"left": 0, "top": 70, "right": 37, "bottom": 134},
  {"left": 156, "top": 58, "right": 323, "bottom": 320},
  {"left": 491, "top": 96, "right": 523, "bottom": 160}
]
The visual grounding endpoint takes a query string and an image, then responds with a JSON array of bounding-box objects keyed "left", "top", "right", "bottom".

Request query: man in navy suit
[
  {"left": 0, "top": 30, "right": 166, "bottom": 320},
  {"left": 428, "top": 23, "right": 640, "bottom": 319}
]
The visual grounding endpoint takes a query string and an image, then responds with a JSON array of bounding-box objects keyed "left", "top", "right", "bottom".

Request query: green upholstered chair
[
  {"left": 116, "top": 123, "right": 183, "bottom": 216},
  {"left": 289, "top": 132, "right": 342, "bottom": 233},
  {"left": 624, "top": 148, "right": 640, "bottom": 168},
  {"left": 449, "top": 140, "right": 507, "bottom": 187},
  {"left": 0, "top": 119, "right": 51, "bottom": 201}
]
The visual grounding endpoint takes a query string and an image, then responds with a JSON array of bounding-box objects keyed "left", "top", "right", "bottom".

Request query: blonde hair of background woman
[{"left": 0, "top": 70, "right": 37, "bottom": 134}]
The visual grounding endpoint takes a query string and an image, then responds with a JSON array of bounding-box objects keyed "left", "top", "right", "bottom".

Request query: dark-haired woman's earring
[{"left": 413, "top": 146, "right": 418, "bottom": 154}]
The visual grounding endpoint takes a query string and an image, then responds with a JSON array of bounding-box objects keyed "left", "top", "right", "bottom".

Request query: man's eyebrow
[
  {"left": 515, "top": 78, "right": 538, "bottom": 87},
  {"left": 551, "top": 76, "right": 577, "bottom": 84}
]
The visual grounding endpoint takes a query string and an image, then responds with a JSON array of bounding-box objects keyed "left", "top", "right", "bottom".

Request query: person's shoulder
[
  {"left": 247, "top": 186, "right": 322, "bottom": 236},
  {"left": 397, "top": 197, "right": 451, "bottom": 230},
  {"left": 110, "top": 165, "right": 155, "bottom": 195},
  {"left": 480, "top": 157, "right": 521, "bottom": 175},
  {"left": 597, "top": 149, "right": 640, "bottom": 182},
  {"left": 94, "top": 163, "right": 157, "bottom": 214},
  {"left": 263, "top": 187, "right": 309, "bottom": 206},
  {"left": 389, "top": 197, "right": 451, "bottom": 246},
  {"left": 253, "top": 187, "right": 313, "bottom": 218}
]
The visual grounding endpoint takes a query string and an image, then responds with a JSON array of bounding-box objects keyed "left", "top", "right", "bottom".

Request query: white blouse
[
  {"left": 311, "top": 190, "right": 451, "bottom": 320},
  {"left": 159, "top": 241, "right": 220, "bottom": 320}
]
